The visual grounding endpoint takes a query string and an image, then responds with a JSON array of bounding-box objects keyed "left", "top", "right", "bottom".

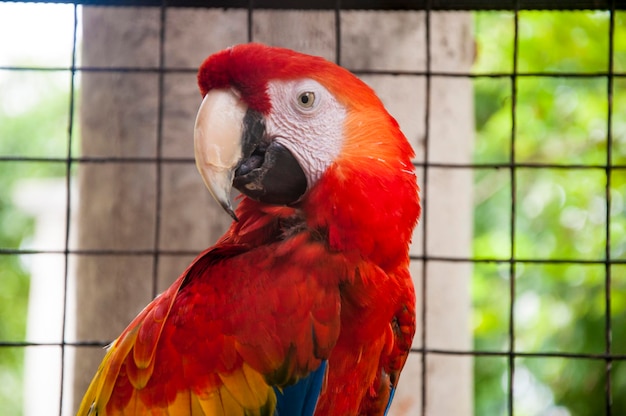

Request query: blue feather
[
  {"left": 384, "top": 386, "right": 396, "bottom": 416},
  {"left": 274, "top": 360, "right": 327, "bottom": 416}
]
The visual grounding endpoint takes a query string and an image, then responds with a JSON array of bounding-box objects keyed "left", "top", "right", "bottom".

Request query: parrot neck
[
  {"left": 223, "top": 200, "right": 305, "bottom": 247},
  {"left": 303, "top": 161, "right": 420, "bottom": 272},
  {"left": 227, "top": 156, "right": 420, "bottom": 274}
]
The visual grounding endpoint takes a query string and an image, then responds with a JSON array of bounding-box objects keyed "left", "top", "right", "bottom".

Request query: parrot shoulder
[
  {"left": 75, "top": 252, "right": 202, "bottom": 415},
  {"left": 78, "top": 218, "right": 345, "bottom": 415}
]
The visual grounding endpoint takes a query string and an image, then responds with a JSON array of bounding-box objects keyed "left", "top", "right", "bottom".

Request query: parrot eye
[{"left": 297, "top": 91, "right": 316, "bottom": 109}]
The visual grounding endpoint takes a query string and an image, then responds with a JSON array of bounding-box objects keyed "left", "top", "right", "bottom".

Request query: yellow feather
[
  {"left": 163, "top": 389, "right": 194, "bottom": 416},
  {"left": 194, "top": 389, "right": 233, "bottom": 416},
  {"left": 189, "top": 392, "right": 208, "bottom": 416},
  {"left": 218, "top": 386, "right": 246, "bottom": 416},
  {"left": 217, "top": 363, "right": 274, "bottom": 410},
  {"left": 126, "top": 348, "right": 156, "bottom": 389},
  {"left": 144, "top": 406, "right": 168, "bottom": 416},
  {"left": 76, "top": 325, "right": 140, "bottom": 415}
]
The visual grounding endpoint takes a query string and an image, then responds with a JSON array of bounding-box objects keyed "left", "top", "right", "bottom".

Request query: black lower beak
[{"left": 233, "top": 110, "right": 308, "bottom": 206}]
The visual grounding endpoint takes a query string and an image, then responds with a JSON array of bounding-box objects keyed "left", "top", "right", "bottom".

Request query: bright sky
[
  {"left": 0, "top": 3, "right": 81, "bottom": 116},
  {"left": 0, "top": 2, "right": 79, "bottom": 67}
]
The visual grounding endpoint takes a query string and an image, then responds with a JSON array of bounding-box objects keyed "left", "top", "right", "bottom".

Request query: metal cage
[{"left": 0, "top": 1, "right": 624, "bottom": 415}]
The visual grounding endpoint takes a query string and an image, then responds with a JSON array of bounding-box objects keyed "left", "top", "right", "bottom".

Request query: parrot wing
[{"left": 78, "top": 228, "right": 345, "bottom": 416}]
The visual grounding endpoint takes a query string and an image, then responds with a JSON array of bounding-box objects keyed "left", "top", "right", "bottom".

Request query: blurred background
[{"left": 0, "top": 2, "right": 625, "bottom": 415}]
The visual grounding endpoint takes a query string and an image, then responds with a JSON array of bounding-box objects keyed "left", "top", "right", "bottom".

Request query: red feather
[{"left": 79, "top": 43, "right": 420, "bottom": 416}]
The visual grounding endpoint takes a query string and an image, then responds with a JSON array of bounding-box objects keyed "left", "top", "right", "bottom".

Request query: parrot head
[
  {"left": 195, "top": 43, "right": 419, "bottom": 267},
  {"left": 195, "top": 43, "right": 356, "bottom": 219}
]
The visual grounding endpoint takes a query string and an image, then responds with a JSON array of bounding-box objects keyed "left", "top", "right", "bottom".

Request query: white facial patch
[{"left": 265, "top": 79, "right": 347, "bottom": 188}]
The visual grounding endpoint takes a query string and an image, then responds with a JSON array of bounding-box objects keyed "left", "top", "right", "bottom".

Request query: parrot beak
[
  {"left": 194, "top": 88, "right": 247, "bottom": 221},
  {"left": 195, "top": 87, "right": 308, "bottom": 219}
]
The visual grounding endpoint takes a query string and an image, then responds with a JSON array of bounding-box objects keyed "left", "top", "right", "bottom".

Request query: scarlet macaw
[{"left": 78, "top": 43, "right": 420, "bottom": 416}]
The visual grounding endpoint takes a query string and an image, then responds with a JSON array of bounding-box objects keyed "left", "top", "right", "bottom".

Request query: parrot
[{"left": 77, "top": 43, "right": 421, "bottom": 416}]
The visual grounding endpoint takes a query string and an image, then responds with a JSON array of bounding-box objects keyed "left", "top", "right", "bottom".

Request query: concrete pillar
[
  {"left": 421, "top": 13, "right": 475, "bottom": 416},
  {"left": 74, "top": 7, "right": 474, "bottom": 415}
]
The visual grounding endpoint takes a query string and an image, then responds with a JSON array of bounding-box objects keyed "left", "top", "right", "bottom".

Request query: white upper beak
[{"left": 194, "top": 88, "right": 248, "bottom": 220}]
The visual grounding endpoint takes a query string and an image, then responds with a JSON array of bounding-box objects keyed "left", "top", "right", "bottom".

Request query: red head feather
[
  {"left": 199, "top": 43, "right": 420, "bottom": 271},
  {"left": 198, "top": 43, "right": 383, "bottom": 115}
]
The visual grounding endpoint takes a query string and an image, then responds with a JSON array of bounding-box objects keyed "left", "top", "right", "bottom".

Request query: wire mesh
[{"left": 0, "top": 1, "right": 625, "bottom": 416}]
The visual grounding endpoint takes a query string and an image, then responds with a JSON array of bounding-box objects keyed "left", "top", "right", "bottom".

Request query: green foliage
[
  {"left": 0, "top": 69, "right": 73, "bottom": 415},
  {"left": 473, "top": 10, "right": 626, "bottom": 416}
]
